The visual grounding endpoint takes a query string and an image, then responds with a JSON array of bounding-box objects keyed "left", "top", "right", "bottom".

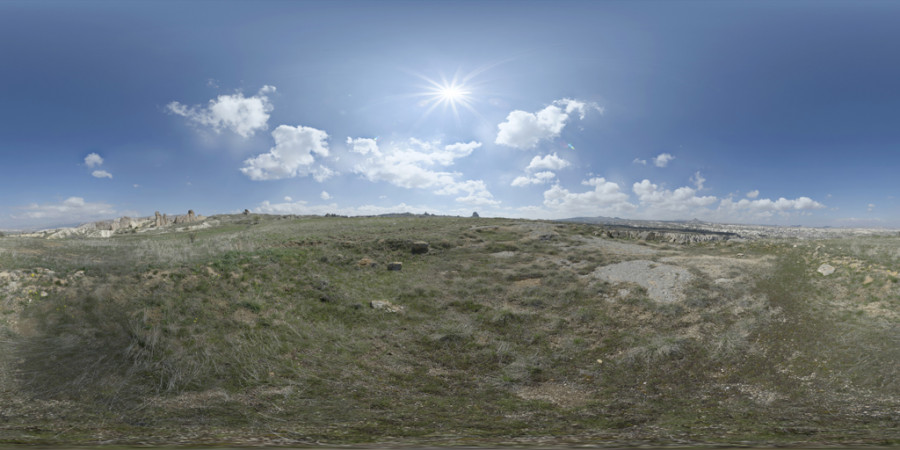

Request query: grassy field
[{"left": 0, "top": 214, "right": 897, "bottom": 446}]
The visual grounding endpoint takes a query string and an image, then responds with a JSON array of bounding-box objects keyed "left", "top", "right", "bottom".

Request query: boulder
[
  {"left": 411, "top": 241, "right": 429, "bottom": 254},
  {"left": 387, "top": 262, "right": 403, "bottom": 271},
  {"left": 817, "top": 264, "right": 835, "bottom": 276}
]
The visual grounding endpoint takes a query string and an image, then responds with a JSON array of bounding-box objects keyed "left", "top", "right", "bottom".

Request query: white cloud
[
  {"left": 633, "top": 179, "right": 718, "bottom": 212},
  {"left": 717, "top": 196, "right": 826, "bottom": 217},
  {"left": 241, "top": 125, "right": 329, "bottom": 180},
  {"left": 632, "top": 158, "right": 647, "bottom": 166},
  {"left": 84, "top": 153, "right": 103, "bottom": 168},
  {"left": 526, "top": 152, "right": 571, "bottom": 172},
  {"left": 511, "top": 171, "right": 556, "bottom": 187},
  {"left": 168, "top": 85, "right": 275, "bottom": 138},
  {"left": 12, "top": 197, "right": 117, "bottom": 226},
  {"left": 255, "top": 200, "right": 438, "bottom": 217},
  {"left": 348, "top": 137, "right": 497, "bottom": 206},
  {"left": 653, "top": 153, "right": 674, "bottom": 168},
  {"left": 495, "top": 98, "right": 599, "bottom": 149},
  {"left": 746, "top": 190, "right": 760, "bottom": 199},
  {"left": 320, "top": 191, "right": 331, "bottom": 200},
  {"left": 313, "top": 165, "right": 337, "bottom": 182},
  {"left": 868, "top": 203, "right": 875, "bottom": 212},
  {"left": 91, "top": 170, "right": 113, "bottom": 179},
  {"left": 284, "top": 196, "right": 292, "bottom": 202},
  {"left": 542, "top": 178, "right": 636, "bottom": 216},
  {"left": 690, "top": 171, "right": 705, "bottom": 190}
]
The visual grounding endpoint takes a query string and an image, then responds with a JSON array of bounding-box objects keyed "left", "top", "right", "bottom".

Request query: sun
[
  {"left": 439, "top": 84, "right": 468, "bottom": 103},
  {"left": 413, "top": 72, "right": 477, "bottom": 121}
]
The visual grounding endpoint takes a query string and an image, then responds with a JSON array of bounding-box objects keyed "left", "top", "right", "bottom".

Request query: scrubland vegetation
[{"left": 0, "top": 214, "right": 897, "bottom": 446}]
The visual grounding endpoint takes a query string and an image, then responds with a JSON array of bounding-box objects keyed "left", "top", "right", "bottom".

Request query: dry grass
[{"left": 0, "top": 214, "right": 898, "bottom": 446}]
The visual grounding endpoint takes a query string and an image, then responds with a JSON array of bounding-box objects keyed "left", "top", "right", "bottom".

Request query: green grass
[{"left": 0, "top": 214, "right": 898, "bottom": 446}]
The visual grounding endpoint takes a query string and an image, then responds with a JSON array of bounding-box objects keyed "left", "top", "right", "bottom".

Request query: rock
[
  {"left": 863, "top": 275, "right": 874, "bottom": 285},
  {"left": 370, "top": 300, "right": 404, "bottom": 313},
  {"left": 411, "top": 241, "right": 429, "bottom": 254},
  {"left": 387, "top": 262, "right": 403, "bottom": 271},
  {"left": 243, "top": 209, "right": 250, "bottom": 215},
  {"left": 357, "top": 258, "right": 376, "bottom": 268},
  {"left": 817, "top": 264, "right": 835, "bottom": 276},
  {"left": 155, "top": 211, "right": 164, "bottom": 227}
]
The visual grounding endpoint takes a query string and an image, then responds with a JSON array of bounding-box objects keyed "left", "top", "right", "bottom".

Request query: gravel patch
[{"left": 591, "top": 259, "right": 693, "bottom": 303}]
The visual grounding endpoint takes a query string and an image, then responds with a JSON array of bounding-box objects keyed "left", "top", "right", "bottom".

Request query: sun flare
[{"left": 414, "top": 72, "right": 478, "bottom": 121}]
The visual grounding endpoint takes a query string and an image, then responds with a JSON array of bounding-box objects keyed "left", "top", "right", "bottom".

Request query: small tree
[{"left": 471, "top": 211, "right": 480, "bottom": 218}]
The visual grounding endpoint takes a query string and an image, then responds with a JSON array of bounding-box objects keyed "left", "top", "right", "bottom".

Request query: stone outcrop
[
  {"left": 411, "top": 241, "right": 429, "bottom": 254},
  {"left": 597, "top": 228, "right": 733, "bottom": 244},
  {"left": 173, "top": 210, "right": 201, "bottom": 224},
  {"left": 155, "top": 211, "right": 164, "bottom": 227}
]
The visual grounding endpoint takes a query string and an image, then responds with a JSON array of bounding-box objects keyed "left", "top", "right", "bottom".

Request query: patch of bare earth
[
  {"left": 515, "top": 382, "right": 591, "bottom": 408},
  {"left": 590, "top": 260, "right": 693, "bottom": 303}
]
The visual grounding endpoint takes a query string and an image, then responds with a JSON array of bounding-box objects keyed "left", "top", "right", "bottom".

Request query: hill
[{"left": 0, "top": 214, "right": 898, "bottom": 446}]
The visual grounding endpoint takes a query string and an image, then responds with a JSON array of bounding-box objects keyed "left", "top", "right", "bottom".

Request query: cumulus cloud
[
  {"left": 321, "top": 191, "right": 332, "bottom": 200},
  {"left": 511, "top": 171, "right": 556, "bottom": 187},
  {"left": 526, "top": 152, "right": 571, "bottom": 172},
  {"left": 84, "top": 153, "right": 112, "bottom": 178},
  {"left": 313, "top": 166, "right": 337, "bottom": 182},
  {"left": 495, "top": 98, "right": 600, "bottom": 149},
  {"left": 84, "top": 153, "right": 103, "bottom": 168},
  {"left": 347, "top": 137, "right": 497, "bottom": 206},
  {"left": 542, "top": 178, "right": 636, "bottom": 216},
  {"left": 241, "top": 125, "right": 329, "bottom": 180},
  {"left": 255, "top": 199, "right": 445, "bottom": 217},
  {"left": 653, "top": 153, "right": 674, "bottom": 168},
  {"left": 168, "top": 85, "right": 275, "bottom": 138},
  {"left": 746, "top": 190, "right": 760, "bottom": 199},
  {"left": 717, "top": 196, "right": 826, "bottom": 217},
  {"left": 632, "top": 158, "right": 647, "bottom": 166},
  {"left": 690, "top": 171, "right": 706, "bottom": 190},
  {"left": 868, "top": 203, "right": 875, "bottom": 212},
  {"left": 12, "top": 197, "right": 117, "bottom": 227},
  {"left": 633, "top": 179, "right": 718, "bottom": 212}
]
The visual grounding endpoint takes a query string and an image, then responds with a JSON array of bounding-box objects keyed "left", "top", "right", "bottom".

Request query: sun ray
[{"left": 411, "top": 71, "right": 478, "bottom": 123}]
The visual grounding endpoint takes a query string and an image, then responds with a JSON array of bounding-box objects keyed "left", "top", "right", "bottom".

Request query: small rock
[
  {"left": 817, "top": 264, "right": 835, "bottom": 276},
  {"left": 387, "top": 262, "right": 403, "bottom": 271},
  {"left": 357, "top": 257, "right": 376, "bottom": 268},
  {"left": 370, "top": 300, "right": 404, "bottom": 313},
  {"left": 736, "top": 253, "right": 745, "bottom": 257},
  {"left": 863, "top": 275, "right": 874, "bottom": 285},
  {"left": 411, "top": 241, "right": 429, "bottom": 254}
]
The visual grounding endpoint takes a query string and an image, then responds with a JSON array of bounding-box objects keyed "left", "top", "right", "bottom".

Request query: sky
[{"left": 2, "top": 0, "right": 899, "bottom": 230}]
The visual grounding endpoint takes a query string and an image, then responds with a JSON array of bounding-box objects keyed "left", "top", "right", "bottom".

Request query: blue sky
[{"left": 2, "top": 0, "right": 899, "bottom": 230}]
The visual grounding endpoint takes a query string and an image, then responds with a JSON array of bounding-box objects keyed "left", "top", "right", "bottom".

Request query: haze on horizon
[{"left": 2, "top": 0, "right": 899, "bottom": 231}]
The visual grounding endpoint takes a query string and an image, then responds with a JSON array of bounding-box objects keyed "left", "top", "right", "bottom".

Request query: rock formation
[
  {"left": 155, "top": 211, "right": 163, "bottom": 227},
  {"left": 411, "top": 241, "right": 429, "bottom": 254}
]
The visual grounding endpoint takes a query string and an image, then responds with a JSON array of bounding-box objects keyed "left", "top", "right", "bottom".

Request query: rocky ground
[{"left": 0, "top": 214, "right": 897, "bottom": 446}]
